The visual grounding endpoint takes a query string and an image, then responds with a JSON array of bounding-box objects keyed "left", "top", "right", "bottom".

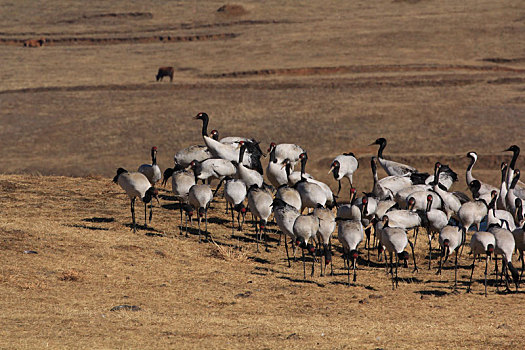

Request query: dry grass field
[{"left": 1, "top": 0, "right": 525, "bottom": 348}]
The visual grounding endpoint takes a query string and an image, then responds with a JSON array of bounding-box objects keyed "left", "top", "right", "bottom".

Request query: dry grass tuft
[
  {"left": 211, "top": 241, "right": 249, "bottom": 262},
  {"left": 59, "top": 269, "right": 83, "bottom": 282}
]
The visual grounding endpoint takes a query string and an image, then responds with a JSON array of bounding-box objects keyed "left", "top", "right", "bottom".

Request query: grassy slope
[{"left": 1, "top": 174, "right": 525, "bottom": 349}]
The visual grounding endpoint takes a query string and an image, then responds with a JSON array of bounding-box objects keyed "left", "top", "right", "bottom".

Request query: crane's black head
[
  {"left": 112, "top": 168, "right": 128, "bottom": 183},
  {"left": 267, "top": 142, "right": 276, "bottom": 153},
  {"left": 306, "top": 243, "right": 315, "bottom": 254},
  {"left": 398, "top": 251, "right": 409, "bottom": 261},
  {"left": 182, "top": 203, "right": 193, "bottom": 217},
  {"left": 324, "top": 249, "right": 332, "bottom": 265},
  {"left": 501, "top": 162, "right": 508, "bottom": 172},
  {"left": 143, "top": 187, "right": 159, "bottom": 204},
  {"left": 486, "top": 244, "right": 494, "bottom": 255},
  {"left": 329, "top": 160, "right": 340, "bottom": 179},
  {"left": 233, "top": 203, "right": 246, "bottom": 213},
  {"left": 370, "top": 138, "right": 386, "bottom": 146},
  {"left": 507, "top": 262, "right": 520, "bottom": 291},
  {"left": 194, "top": 112, "right": 208, "bottom": 120},
  {"left": 443, "top": 239, "right": 450, "bottom": 248},
  {"left": 504, "top": 145, "right": 520, "bottom": 154},
  {"left": 299, "top": 152, "right": 308, "bottom": 161},
  {"left": 350, "top": 249, "right": 359, "bottom": 261},
  {"left": 407, "top": 197, "right": 416, "bottom": 210},
  {"left": 210, "top": 129, "right": 219, "bottom": 141},
  {"left": 296, "top": 236, "right": 306, "bottom": 248}
]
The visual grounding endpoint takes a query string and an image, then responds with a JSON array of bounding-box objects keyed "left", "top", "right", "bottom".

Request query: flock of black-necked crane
[{"left": 113, "top": 112, "right": 525, "bottom": 294}]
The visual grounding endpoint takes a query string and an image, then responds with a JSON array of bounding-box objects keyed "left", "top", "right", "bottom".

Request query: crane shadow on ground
[
  {"left": 277, "top": 275, "right": 326, "bottom": 287},
  {"left": 66, "top": 224, "right": 110, "bottom": 231},
  {"left": 82, "top": 217, "right": 115, "bottom": 223}
]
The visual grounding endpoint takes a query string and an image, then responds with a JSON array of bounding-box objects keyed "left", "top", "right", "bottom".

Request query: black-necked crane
[
  {"left": 268, "top": 142, "right": 305, "bottom": 169},
  {"left": 275, "top": 184, "right": 302, "bottom": 212},
  {"left": 504, "top": 144, "right": 520, "bottom": 189},
  {"left": 236, "top": 141, "right": 264, "bottom": 188},
  {"left": 337, "top": 216, "right": 363, "bottom": 285},
  {"left": 293, "top": 152, "right": 328, "bottom": 212},
  {"left": 247, "top": 184, "right": 273, "bottom": 252},
  {"left": 487, "top": 190, "right": 516, "bottom": 231},
  {"left": 328, "top": 153, "right": 359, "bottom": 196},
  {"left": 370, "top": 137, "right": 417, "bottom": 177},
  {"left": 266, "top": 143, "right": 288, "bottom": 188},
  {"left": 162, "top": 164, "right": 196, "bottom": 236},
  {"left": 437, "top": 225, "right": 463, "bottom": 288},
  {"left": 188, "top": 169, "right": 213, "bottom": 242},
  {"left": 424, "top": 194, "right": 448, "bottom": 269},
  {"left": 379, "top": 216, "right": 417, "bottom": 290},
  {"left": 458, "top": 194, "right": 488, "bottom": 245},
  {"left": 314, "top": 205, "right": 336, "bottom": 276},
  {"left": 271, "top": 198, "right": 301, "bottom": 267},
  {"left": 293, "top": 213, "right": 320, "bottom": 279},
  {"left": 506, "top": 169, "right": 522, "bottom": 217},
  {"left": 189, "top": 158, "right": 236, "bottom": 195},
  {"left": 466, "top": 152, "right": 497, "bottom": 198},
  {"left": 173, "top": 144, "right": 212, "bottom": 168},
  {"left": 138, "top": 146, "right": 162, "bottom": 185},
  {"left": 224, "top": 177, "right": 247, "bottom": 236},
  {"left": 497, "top": 162, "right": 509, "bottom": 210},
  {"left": 194, "top": 112, "right": 263, "bottom": 173},
  {"left": 423, "top": 164, "right": 458, "bottom": 191},
  {"left": 467, "top": 231, "right": 495, "bottom": 295},
  {"left": 431, "top": 162, "right": 464, "bottom": 219},
  {"left": 113, "top": 168, "right": 159, "bottom": 233},
  {"left": 489, "top": 223, "right": 520, "bottom": 293},
  {"left": 511, "top": 217, "right": 525, "bottom": 278},
  {"left": 370, "top": 157, "right": 411, "bottom": 200}
]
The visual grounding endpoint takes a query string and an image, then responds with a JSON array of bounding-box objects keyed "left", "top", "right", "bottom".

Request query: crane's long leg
[
  {"left": 144, "top": 202, "right": 148, "bottom": 228},
  {"left": 395, "top": 254, "right": 399, "bottom": 289},
  {"left": 454, "top": 249, "right": 458, "bottom": 290},
  {"left": 205, "top": 208, "right": 209, "bottom": 242},
  {"left": 467, "top": 257, "right": 475, "bottom": 293},
  {"left": 353, "top": 257, "right": 357, "bottom": 283},
  {"left": 231, "top": 205, "right": 235, "bottom": 237},
  {"left": 284, "top": 235, "right": 291, "bottom": 268},
  {"left": 302, "top": 248, "right": 306, "bottom": 280},
  {"left": 520, "top": 250, "right": 525, "bottom": 279},
  {"left": 437, "top": 246, "right": 444, "bottom": 275},
  {"left": 408, "top": 239, "right": 418, "bottom": 272},
  {"left": 213, "top": 178, "right": 225, "bottom": 197},
  {"left": 365, "top": 227, "right": 371, "bottom": 265},
  {"left": 311, "top": 249, "right": 315, "bottom": 277},
  {"left": 495, "top": 254, "right": 499, "bottom": 292},
  {"left": 347, "top": 253, "right": 350, "bottom": 286},
  {"left": 484, "top": 255, "right": 488, "bottom": 296},
  {"left": 131, "top": 198, "right": 136, "bottom": 233},
  {"left": 263, "top": 221, "right": 269, "bottom": 253},
  {"left": 197, "top": 215, "right": 202, "bottom": 243},
  {"left": 427, "top": 231, "right": 432, "bottom": 270},
  {"left": 178, "top": 199, "right": 183, "bottom": 235},
  {"left": 390, "top": 253, "right": 394, "bottom": 290}
]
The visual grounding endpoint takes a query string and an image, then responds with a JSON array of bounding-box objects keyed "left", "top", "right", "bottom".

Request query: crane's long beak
[
  {"left": 369, "top": 142, "right": 377, "bottom": 146},
  {"left": 328, "top": 165, "right": 334, "bottom": 174}
]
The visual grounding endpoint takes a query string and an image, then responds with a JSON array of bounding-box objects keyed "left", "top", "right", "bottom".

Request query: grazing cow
[
  {"left": 156, "top": 66, "right": 174, "bottom": 82},
  {"left": 23, "top": 38, "right": 46, "bottom": 47}
]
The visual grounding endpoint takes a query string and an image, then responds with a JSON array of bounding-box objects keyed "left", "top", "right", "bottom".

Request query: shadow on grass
[
  {"left": 82, "top": 217, "right": 115, "bottom": 223},
  {"left": 277, "top": 275, "right": 326, "bottom": 287}
]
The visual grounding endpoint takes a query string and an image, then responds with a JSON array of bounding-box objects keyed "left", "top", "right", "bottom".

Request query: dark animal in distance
[
  {"left": 23, "top": 38, "right": 46, "bottom": 47},
  {"left": 156, "top": 67, "right": 174, "bottom": 82}
]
